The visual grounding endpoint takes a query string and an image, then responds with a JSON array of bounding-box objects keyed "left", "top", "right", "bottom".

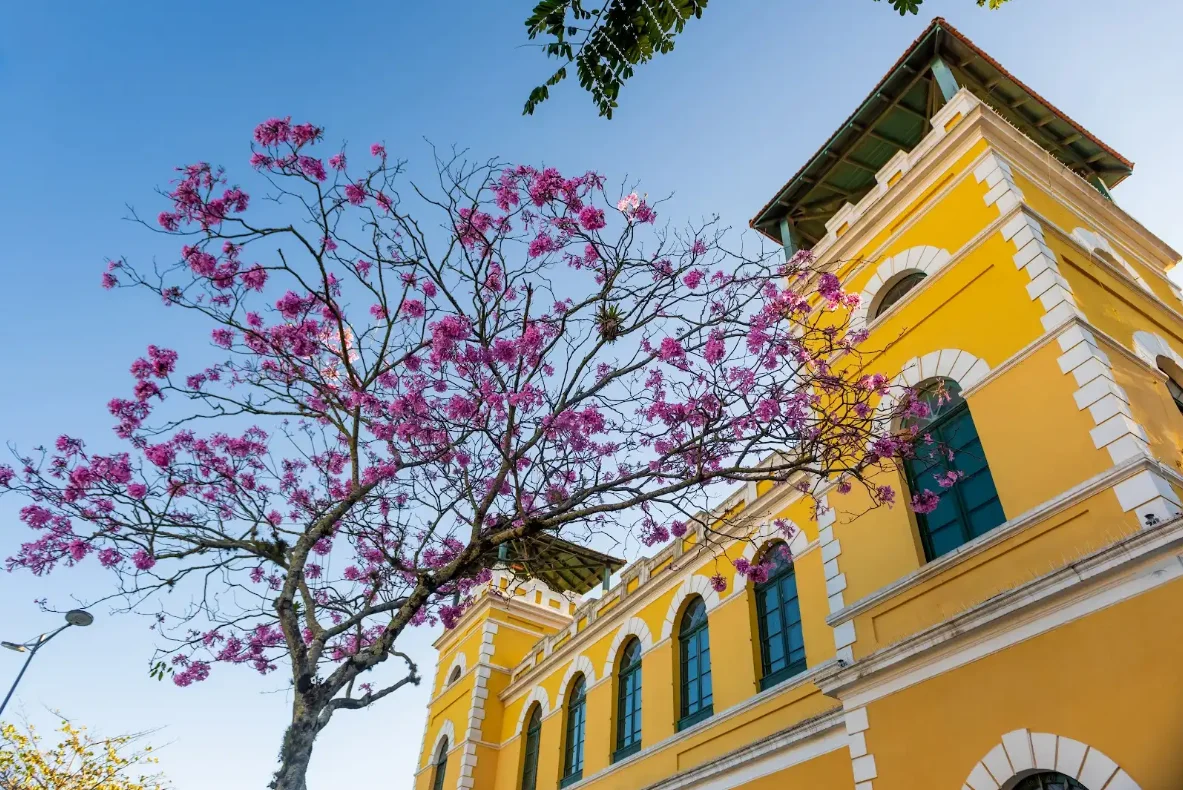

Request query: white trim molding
[
  {"left": 514, "top": 686, "right": 550, "bottom": 736},
  {"left": 973, "top": 151, "right": 1025, "bottom": 216},
  {"left": 874, "top": 348, "right": 991, "bottom": 424},
  {"left": 660, "top": 574, "right": 724, "bottom": 640},
  {"left": 1131, "top": 329, "right": 1183, "bottom": 373},
  {"left": 429, "top": 719, "right": 456, "bottom": 766},
  {"left": 455, "top": 620, "right": 499, "bottom": 789},
  {"left": 844, "top": 706, "right": 878, "bottom": 790},
  {"left": 1056, "top": 324, "right": 1182, "bottom": 524},
  {"left": 1072, "top": 227, "right": 1155, "bottom": 296},
  {"left": 443, "top": 651, "right": 467, "bottom": 687},
  {"left": 851, "top": 246, "right": 952, "bottom": 330},
  {"left": 817, "top": 514, "right": 1183, "bottom": 710},
  {"left": 626, "top": 709, "right": 847, "bottom": 790},
  {"left": 555, "top": 654, "right": 597, "bottom": 710},
  {"left": 964, "top": 729, "right": 1141, "bottom": 790},
  {"left": 602, "top": 617, "right": 655, "bottom": 677}
]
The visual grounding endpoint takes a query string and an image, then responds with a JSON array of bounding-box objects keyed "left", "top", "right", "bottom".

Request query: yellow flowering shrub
[{"left": 0, "top": 717, "right": 168, "bottom": 790}]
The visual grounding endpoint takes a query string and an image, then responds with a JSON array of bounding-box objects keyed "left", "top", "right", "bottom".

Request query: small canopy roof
[
  {"left": 750, "top": 17, "right": 1132, "bottom": 247},
  {"left": 499, "top": 533, "right": 625, "bottom": 595}
]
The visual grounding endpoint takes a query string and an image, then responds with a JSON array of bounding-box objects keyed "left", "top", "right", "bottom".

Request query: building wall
[
  {"left": 865, "top": 575, "right": 1183, "bottom": 790},
  {"left": 414, "top": 86, "right": 1183, "bottom": 790}
]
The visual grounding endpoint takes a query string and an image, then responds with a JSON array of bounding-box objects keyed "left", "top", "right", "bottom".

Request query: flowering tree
[
  {"left": 1, "top": 119, "right": 928, "bottom": 788},
  {"left": 0, "top": 716, "right": 167, "bottom": 790}
]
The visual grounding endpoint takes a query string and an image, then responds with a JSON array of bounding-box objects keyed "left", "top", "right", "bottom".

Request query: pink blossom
[
  {"left": 370, "top": 143, "right": 386, "bottom": 159},
  {"left": 101, "top": 272, "right": 118, "bottom": 289},
  {"left": 173, "top": 660, "right": 211, "bottom": 687},
  {"left": 241, "top": 266, "right": 268, "bottom": 291},
  {"left": 132, "top": 549, "right": 156, "bottom": 571},
  {"left": 127, "top": 483, "right": 148, "bottom": 499},
  {"left": 329, "top": 152, "right": 346, "bottom": 171},
  {"left": 709, "top": 574, "right": 727, "bottom": 593},
  {"left": 578, "top": 206, "right": 606, "bottom": 230},
  {"left": 909, "top": 490, "right": 941, "bottom": 514},
  {"left": 254, "top": 117, "right": 293, "bottom": 146},
  {"left": 344, "top": 183, "right": 367, "bottom": 205}
]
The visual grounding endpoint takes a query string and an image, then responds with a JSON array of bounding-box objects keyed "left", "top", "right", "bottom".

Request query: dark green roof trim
[
  {"left": 499, "top": 533, "right": 625, "bottom": 596},
  {"left": 751, "top": 18, "right": 1133, "bottom": 247}
]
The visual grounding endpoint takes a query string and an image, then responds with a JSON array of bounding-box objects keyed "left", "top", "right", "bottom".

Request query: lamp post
[{"left": 0, "top": 610, "right": 94, "bottom": 718}]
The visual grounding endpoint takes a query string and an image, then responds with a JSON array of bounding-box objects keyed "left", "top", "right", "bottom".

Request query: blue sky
[{"left": 0, "top": 1, "right": 1180, "bottom": 787}]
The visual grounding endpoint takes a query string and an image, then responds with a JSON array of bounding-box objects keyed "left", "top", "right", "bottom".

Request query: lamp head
[
  {"left": 64, "top": 610, "right": 94, "bottom": 627},
  {"left": 1, "top": 641, "right": 28, "bottom": 653}
]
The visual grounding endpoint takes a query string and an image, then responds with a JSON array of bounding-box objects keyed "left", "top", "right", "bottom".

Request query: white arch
[
  {"left": 1132, "top": 330, "right": 1183, "bottom": 374},
  {"left": 554, "top": 654, "right": 596, "bottom": 710},
  {"left": 601, "top": 617, "right": 655, "bottom": 678},
  {"left": 659, "top": 574, "right": 723, "bottom": 640},
  {"left": 1072, "top": 227, "right": 1153, "bottom": 295},
  {"left": 428, "top": 719, "right": 455, "bottom": 764},
  {"left": 513, "top": 686, "right": 550, "bottom": 735},
  {"left": 442, "top": 651, "right": 467, "bottom": 687},
  {"left": 964, "top": 728, "right": 1140, "bottom": 790},
  {"left": 851, "top": 246, "right": 952, "bottom": 329},
  {"left": 737, "top": 522, "right": 809, "bottom": 569},
  {"left": 873, "top": 348, "right": 992, "bottom": 423}
]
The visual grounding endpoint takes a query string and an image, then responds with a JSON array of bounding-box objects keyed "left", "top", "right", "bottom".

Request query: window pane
[{"left": 928, "top": 521, "right": 966, "bottom": 558}]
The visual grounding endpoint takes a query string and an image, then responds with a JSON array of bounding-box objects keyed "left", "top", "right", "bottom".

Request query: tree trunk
[{"left": 270, "top": 708, "right": 321, "bottom": 790}]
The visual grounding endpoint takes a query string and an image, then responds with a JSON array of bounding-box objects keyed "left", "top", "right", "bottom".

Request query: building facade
[{"left": 415, "top": 18, "right": 1183, "bottom": 790}]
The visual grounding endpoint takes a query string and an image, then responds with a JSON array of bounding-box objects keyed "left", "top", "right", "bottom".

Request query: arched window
[
  {"left": 519, "top": 704, "right": 542, "bottom": 790},
  {"left": 754, "top": 543, "right": 806, "bottom": 691},
  {"left": 871, "top": 271, "right": 927, "bottom": 320},
  {"left": 677, "top": 596, "right": 713, "bottom": 731},
  {"left": 1011, "top": 772, "right": 1089, "bottom": 790},
  {"left": 903, "top": 378, "right": 1005, "bottom": 561},
  {"left": 613, "top": 638, "right": 643, "bottom": 762},
  {"left": 447, "top": 665, "right": 462, "bottom": 685},
  {"left": 560, "top": 675, "right": 586, "bottom": 788},
  {"left": 1156, "top": 355, "right": 1183, "bottom": 415},
  {"left": 431, "top": 737, "right": 449, "bottom": 790}
]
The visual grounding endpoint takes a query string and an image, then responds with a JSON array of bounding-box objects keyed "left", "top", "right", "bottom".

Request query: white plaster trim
[
  {"left": 850, "top": 245, "right": 952, "bottom": 330},
  {"left": 736, "top": 522, "right": 809, "bottom": 569},
  {"left": 964, "top": 729, "right": 1140, "bottom": 790},
  {"left": 818, "top": 514, "right": 1183, "bottom": 710},
  {"left": 513, "top": 685, "right": 548, "bottom": 737},
  {"left": 428, "top": 719, "right": 455, "bottom": 767},
  {"left": 443, "top": 651, "right": 467, "bottom": 687},
  {"left": 873, "top": 348, "right": 991, "bottom": 428},
  {"left": 810, "top": 88, "right": 982, "bottom": 260},
  {"left": 1055, "top": 323, "right": 1155, "bottom": 467},
  {"left": 554, "top": 654, "right": 596, "bottom": 711},
  {"left": 602, "top": 617, "right": 655, "bottom": 678},
  {"left": 583, "top": 709, "right": 847, "bottom": 790},
  {"left": 1072, "top": 227, "right": 1155, "bottom": 296},
  {"left": 659, "top": 574, "right": 724, "bottom": 640},
  {"left": 843, "top": 705, "right": 878, "bottom": 788},
  {"left": 996, "top": 207, "right": 1087, "bottom": 333},
  {"left": 827, "top": 454, "right": 1174, "bottom": 626},
  {"left": 1131, "top": 329, "right": 1183, "bottom": 373}
]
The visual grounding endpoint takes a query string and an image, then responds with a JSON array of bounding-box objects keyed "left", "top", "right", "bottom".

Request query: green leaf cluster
[{"left": 524, "top": 0, "right": 1013, "bottom": 118}]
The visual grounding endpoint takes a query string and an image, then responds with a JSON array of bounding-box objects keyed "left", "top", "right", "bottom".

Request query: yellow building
[{"left": 415, "top": 18, "right": 1183, "bottom": 790}]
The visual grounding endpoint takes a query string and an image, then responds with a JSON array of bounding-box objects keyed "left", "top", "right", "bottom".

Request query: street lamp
[{"left": 0, "top": 610, "right": 94, "bottom": 717}]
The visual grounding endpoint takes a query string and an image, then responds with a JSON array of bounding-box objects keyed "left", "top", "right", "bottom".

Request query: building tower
[{"left": 416, "top": 18, "right": 1183, "bottom": 790}]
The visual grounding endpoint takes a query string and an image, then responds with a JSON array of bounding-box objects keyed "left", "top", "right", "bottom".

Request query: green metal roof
[
  {"left": 498, "top": 533, "right": 625, "bottom": 596},
  {"left": 751, "top": 17, "right": 1134, "bottom": 247}
]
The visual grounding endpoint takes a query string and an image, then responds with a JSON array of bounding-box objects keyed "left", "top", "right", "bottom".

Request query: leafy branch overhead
[{"left": 523, "top": 0, "right": 1013, "bottom": 118}]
